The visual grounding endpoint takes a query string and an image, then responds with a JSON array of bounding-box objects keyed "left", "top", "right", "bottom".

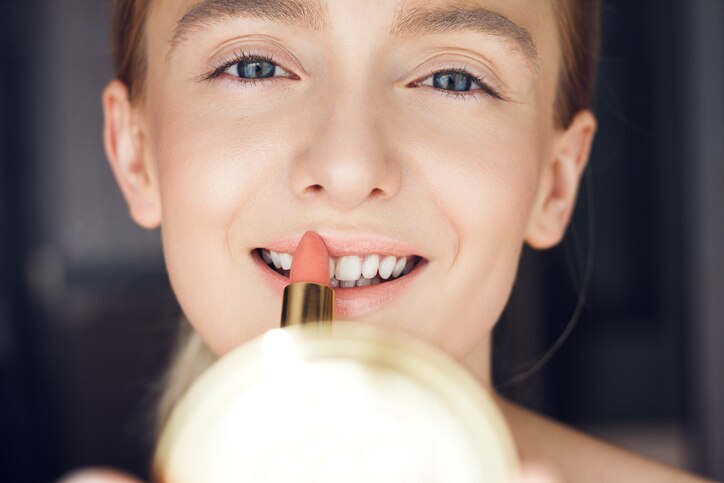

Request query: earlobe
[
  {"left": 524, "top": 110, "right": 597, "bottom": 249},
  {"left": 102, "top": 80, "right": 161, "bottom": 229}
]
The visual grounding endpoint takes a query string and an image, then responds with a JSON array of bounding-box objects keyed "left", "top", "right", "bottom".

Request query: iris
[
  {"left": 433, "top": 72, "right": 473, "bottom": 91},
  {"left": 236, "top": 60, "right": 275, "bottom": 79}
]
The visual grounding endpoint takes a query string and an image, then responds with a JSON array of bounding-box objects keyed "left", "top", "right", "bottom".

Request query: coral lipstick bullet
[{"left": 280, "top": 231, "right": 335, "bottom": 326}]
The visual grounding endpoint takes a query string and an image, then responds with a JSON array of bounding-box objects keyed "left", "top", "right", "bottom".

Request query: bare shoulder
[
  {"left": 57, "top": 468, "right": 143, "bottom": 483},
  {"left": 495, "top": 396, "right": 713, "bottom": 483}
]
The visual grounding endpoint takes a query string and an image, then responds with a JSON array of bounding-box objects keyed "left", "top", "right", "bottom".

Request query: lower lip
[{"left": 251, "top": 250, "right": 427, "bottom": 319}]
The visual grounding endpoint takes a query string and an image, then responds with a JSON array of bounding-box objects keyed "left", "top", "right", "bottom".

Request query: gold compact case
[{"left": 153, "top": 323, "right": 519, "bottom": 482}]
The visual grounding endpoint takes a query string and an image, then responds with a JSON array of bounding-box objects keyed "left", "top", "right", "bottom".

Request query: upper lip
[{"left": 257, "top": 230, "right": 426, "bottom": 259}]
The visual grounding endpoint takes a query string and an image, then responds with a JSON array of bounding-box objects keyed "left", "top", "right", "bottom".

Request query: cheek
[
  {"left": 396, "top": 111, "right": 543, "bottom": 357},
  {"left": 144, "top": 91, "right": 298, "bottom": 353}
]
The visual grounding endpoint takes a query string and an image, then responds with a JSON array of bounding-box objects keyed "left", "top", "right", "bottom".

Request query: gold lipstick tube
[{"left": 280, "top": 282, "right": 335, "bottom": 326}]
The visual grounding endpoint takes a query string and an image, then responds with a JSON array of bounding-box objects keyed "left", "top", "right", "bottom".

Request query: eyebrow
[
  {"left": 390, "top": 4, "right": 538, "bottom": 64},
  {"left": 170, "top": 0, "right": 327, "bottom": 48},
  {"left": 171, "top": 0, "right": 538, "bottom": 65}
]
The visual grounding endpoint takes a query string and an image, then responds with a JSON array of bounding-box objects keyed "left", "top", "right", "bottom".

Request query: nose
[{"left": 290, "top": 86, "right": 401, "bottom": 211}]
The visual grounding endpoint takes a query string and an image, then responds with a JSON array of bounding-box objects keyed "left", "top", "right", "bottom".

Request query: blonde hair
[{"left": 154, "top": 319, "right": 216, "bottom": 437}]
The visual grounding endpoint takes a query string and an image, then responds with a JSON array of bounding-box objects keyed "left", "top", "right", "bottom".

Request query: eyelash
[
  {"left": 417, "top": 67, "right": 504, "bottom": 101},
  {"left": 204, "top": 50, "right": 504, "bottom": 101}
]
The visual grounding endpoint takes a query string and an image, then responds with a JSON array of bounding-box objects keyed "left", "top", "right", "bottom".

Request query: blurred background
[{"left": 1, "top": 0, "right": 723, "bottom": 481}]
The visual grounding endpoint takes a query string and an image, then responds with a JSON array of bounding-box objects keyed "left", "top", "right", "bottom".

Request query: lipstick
[{"left": 280, "top": 231, "right": 335, "bottom": 326}]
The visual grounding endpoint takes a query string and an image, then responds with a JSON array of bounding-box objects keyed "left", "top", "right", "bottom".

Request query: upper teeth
[{"left": 260, "top": 249, "right": 418, "bottom": 285}]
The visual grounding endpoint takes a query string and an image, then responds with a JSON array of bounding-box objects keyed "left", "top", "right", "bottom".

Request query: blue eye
[
  {"left": 231, "top": 59, "right": 277, "bottom": 79},
  {"left": 206, "top": 52, "right": 503, "bottom": 100},
  {"left": 417, "top": 68, "right": 503, "bottom": 100},
  {"left": 205, "top": 51, "right": 294, "bottom": 82},
  {"left": 432, "top": 71, "right": 477, "bottom": 91}
]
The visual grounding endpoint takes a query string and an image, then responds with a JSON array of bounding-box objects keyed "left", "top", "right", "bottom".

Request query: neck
[{"left": 461, "top": 335, "right": 492, "bottom": 389}]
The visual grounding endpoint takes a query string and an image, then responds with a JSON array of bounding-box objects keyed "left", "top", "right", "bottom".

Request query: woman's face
[{"left": 105, "top": 0, "right": 595, "bottom": 378}]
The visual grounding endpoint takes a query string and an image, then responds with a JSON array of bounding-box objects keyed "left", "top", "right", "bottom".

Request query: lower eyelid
[
  {"left": 435, "top": 89, "right": 482, "bottom": 102},
  {"left": 218, "top": 74, "right": 299, "bottom": 92}
]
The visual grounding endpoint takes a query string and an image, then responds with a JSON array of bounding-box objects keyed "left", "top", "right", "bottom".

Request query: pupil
[
  {"left": 433, "top": 72, "right": 473, "bottom": 91},
  {"left": 238, "top": 60, "right": 275, "bottom": 79}
]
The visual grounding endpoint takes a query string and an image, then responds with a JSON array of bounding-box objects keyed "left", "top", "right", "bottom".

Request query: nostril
[
  {"left": 304, "top": 184, "right": 324, "bottom": 195},
  {"left": 370, "top": 187, "right": 385, "bottom": 198}
]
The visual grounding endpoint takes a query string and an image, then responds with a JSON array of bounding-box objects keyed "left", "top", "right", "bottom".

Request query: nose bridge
[
  {"left": 324, "top": 81, "right": 380, "bottom": 166},
  {"left": 290, "top": 69, "right": 400, "bottom": 211}
]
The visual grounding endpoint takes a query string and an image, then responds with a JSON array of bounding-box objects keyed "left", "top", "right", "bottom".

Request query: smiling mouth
[{"left": 256, "top": 248, "right": 424, "bottom": 288}]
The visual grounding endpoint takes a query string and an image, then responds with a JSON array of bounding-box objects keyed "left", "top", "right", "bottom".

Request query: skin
[
  {"left": 88, "top": 0, "right": 709, "bottom": 481},
  {"left": 108, "top": 0, "right": 579, "bottom": 378}
]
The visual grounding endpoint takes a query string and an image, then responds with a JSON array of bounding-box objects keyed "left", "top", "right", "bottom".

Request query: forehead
[{"left": 151, "top": 0, "right": 557, "bottom": 55}]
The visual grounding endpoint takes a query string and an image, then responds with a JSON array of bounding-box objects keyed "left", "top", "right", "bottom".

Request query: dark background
[{"left": 1, "top": 0, "right": 723, "bottom": 481}]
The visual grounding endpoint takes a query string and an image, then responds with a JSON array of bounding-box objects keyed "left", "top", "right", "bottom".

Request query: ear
[
  {"left": 524, "top": 110, "right": 597, "bottom": 249},
  {"left": 102, "top": 79, "right": 161, "bottom": 229}
]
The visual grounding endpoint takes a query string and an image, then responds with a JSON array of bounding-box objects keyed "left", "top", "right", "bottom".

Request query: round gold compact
[{"left": 153, "top": 323, "right": 518, "bottom": 482}]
